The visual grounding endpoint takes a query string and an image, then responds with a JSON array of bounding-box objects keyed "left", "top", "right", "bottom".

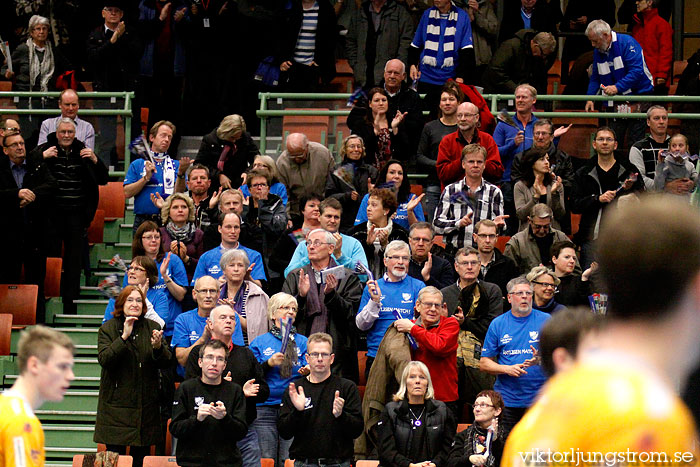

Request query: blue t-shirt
[
  {"left": 124, "top": 157, "right": 180, "bottom": 215},
  {"left": 354, "top": 192, "right": 425, "bottom": 230},
  {"left": 249, "top": 332, "right": 308, "bottom": 406},
  {"left": 358, "top": 275, "right": 426, "bottom": 358},
  {"left": 119, "top": 255, "right": 188, "bottom": 336},
  {"left": 191, "top": 244, "right": 266, "bottom": 285},
  {"left": 481, "top": 309, "right": 551, "bottom": 407},
  {"left": 102, "top": 288, "right": 169, "bottom": 326},
  {"left": 283, "top": 233, "right": 369, "bottom": 278},
  {"left": 240, "top": 182, "right": 288, "bottom": 205},
  {"left": 171, "top": 308, "right": 245, "bottom": 377}
]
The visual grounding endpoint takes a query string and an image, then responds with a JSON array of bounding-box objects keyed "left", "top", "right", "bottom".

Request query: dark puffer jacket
[{"left": 377, "top": 398, "right": 456, "bottom": 467}]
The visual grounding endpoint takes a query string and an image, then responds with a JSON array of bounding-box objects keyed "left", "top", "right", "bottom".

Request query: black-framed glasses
[{"left": 531, "top": 280, "right": 558, "bottom": 292}]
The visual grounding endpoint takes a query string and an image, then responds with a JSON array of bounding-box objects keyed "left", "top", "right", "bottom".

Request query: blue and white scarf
[
  {"left": 422, "top": 7, "right": 459, "bottom": 68},
  {"left": 153, "top": 153, "right": 175, "bottom": 195}
]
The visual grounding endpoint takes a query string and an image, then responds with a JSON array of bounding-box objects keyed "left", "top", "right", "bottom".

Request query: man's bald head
[{"left": 286, "top": 133, "right": 310, "bottom": 164}]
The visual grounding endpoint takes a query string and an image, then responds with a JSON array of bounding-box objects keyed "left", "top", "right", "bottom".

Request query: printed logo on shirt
[
  {"left": 402, "top": 293, "right": 413, "bottom": 303},
  {"left": 208, "top": 265, "right": 221, "bottom": 275},
  {"left": 263, "top": 347, "right": 275, "bottom": 357},
  {"left": 189, "top": 331, "right": 199, "bottom": 343},
  {"left": 501, "top": 333, "right": 512, "bottom": 345},
  {"left": 529, "top": 331, "right": 539, "bottom": 343},
  {"left": 304, "top": 396, "right": 313, "bottom": 410},
  {"left": 194, "top": 396, "right": 204, "bottom": 408}
]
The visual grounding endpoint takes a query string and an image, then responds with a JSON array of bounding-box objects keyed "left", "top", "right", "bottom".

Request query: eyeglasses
[
  {"left": 456, "top": 113, "right": 479, "bottom": 118},
  {"left": 473, "top": 403, "right": 494, "bottom": 409},
  {"left": 142, "top": 235, "right": 160, "bottom": 241},
  {"left": 387, "top": 255, "right": 410, "bottom": 262},
  {"left": 509, "top": 291, "right": 533, "bottom": 297},
  {"left": 595, "top": 137, "right": 615, "bottom": 143},
  {"left": 456, "top": 260, "right": 480, "bottom": 267},
  {"left": 534, "top": 131, "right": 552, "bottom": 137},
  {"left": 251, "top": 183, "right": 268, "bottom": 188},
  {"left": 530, "top": 223, "right": 551, "bottom": 231},
  {"left": 128, "top": 265, "right": 146, "bottom": 272},
  {"left": 419, "top": 301, "right": 442, "bottom": 309},
  {"left": 5, "top": 141, "right": 24, "bottom": 148},
  {"left": 307, "top": 352, "right": 332, "bottom": 359},
  {"left": 409, "top": 237, "right": 431, "bottom": 244},
  {"left": 278, "top": 305, "right": 298, "bottom": 312},
  {"left": 103, "top": 7, "right": 122, "bottom": 13},
  {"left": 476, "top": 233, "right": 497, "bottom": 240},
  {"left": 196, "top": 288, "right": 218, "bottom": 295},
  {"left": 307, "top": 240, "right": 330, "bottom": 248},
  {"left": 202, "top": 355, "right": 226, "bottom": 363},
  {"left": 532, "top": 280, "right": 558, "bottom": 291}
]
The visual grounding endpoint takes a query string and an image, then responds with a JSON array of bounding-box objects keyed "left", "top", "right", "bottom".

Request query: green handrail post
[{"left": 259, "top": 92, "right": 268, "bottom": 154}]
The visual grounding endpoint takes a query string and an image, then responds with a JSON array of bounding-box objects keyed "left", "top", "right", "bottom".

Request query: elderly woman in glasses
[
  {"left": 447, "top": 390, "right": 505, "bottom": 467},
  {"left": 249, "top": 293, "right": 309, "bottom": 467},
  {"left": 219, "top": 248, "right": 270, "bottom": 345},
  {"left": 526, "top": 266, "right": 565, "bottom": 314},
  {"left": 377, "top": 361, "right": 456, "bottom": 467}
]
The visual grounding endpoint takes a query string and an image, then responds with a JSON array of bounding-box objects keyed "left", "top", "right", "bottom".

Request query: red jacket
[
  {"left": 632, "top": 8, "right": 673, "bottom": 82},
  {"left": 436, "top": 130, "right": 504, "bottom": 188},
  {"left": 410, "top": 316, "right": 459, "bottom": 403}
]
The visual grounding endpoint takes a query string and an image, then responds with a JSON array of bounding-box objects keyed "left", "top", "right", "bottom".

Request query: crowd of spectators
[{"left": 3, "top": 0, "right": 700, "bottom": 465}]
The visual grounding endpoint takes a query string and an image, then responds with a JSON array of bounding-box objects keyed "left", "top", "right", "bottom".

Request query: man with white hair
[
  {"left": 437, "top": 101, "right": 503, "bottom": 188},
  {"left": 283, "top": 228, "right": 363, "bottom": 381},
  {"left": 30, "top": 117, "right": 108, "bottom": 314},
  {"left": 356, "top": 240, "right": 425, "bottom": 378},
  {"left": 584, "top": 19, "right": 654, "bottom": 150},
  {"left": 394, "top": 286, "right": 460, "bottom": 415},
  {"left": 276, "top": 132, "right": 335, "bottom": 223}
]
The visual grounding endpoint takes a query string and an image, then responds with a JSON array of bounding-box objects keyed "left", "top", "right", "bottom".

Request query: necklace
[{"left": 408, "top": 407, "right": 425, "bottom": 429}]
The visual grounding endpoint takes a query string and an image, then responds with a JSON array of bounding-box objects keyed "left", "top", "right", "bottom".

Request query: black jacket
[
  {"left": 478, "top": 249, "right": 519, "bottom": 306},
  {"left": 441, "top": 280, "right": 503, "bottom": 342},
  {"left": 95, "top": 316, "right": 171, "bottom": 446},
  {"left": 446, "top": 424, "right": 505, "bottom": 467},
  {"left": 185, "top": 343, "right": 270, "bottom": 424},
  {"left": 483, "top": 29, "right": 555, "bottom": 95},
  {"left": 277, "top": 0, "right": 337, "bottom": 84},
  {"left": 348, "top": 222, "right": 409, "bottom": 276},
  {"left": 408, "top": 254, "right": 455, "bottom": 290},
  {"left": 282, "top": 266, "right": 363, "bottom": 382},
  {"left": 378, "top": 398, "right": 456, "bottom": 467},
  {"left": 571, "top": 156, "right": 644, "bottom": 243},
  {"left": 29, "top": 132, "right": 109, "bottom": 227},
  {"left": 0, "top": 153, "right": 56, "bottom": 230},
  {"left": 242, "top": 193, "right": 289, "bottom": 277},
  {"left": 195, "top": 129, "right": 259, "bottom": 190},
  {"left": 498, "top": 0, "right": 561, "bottom": 43},
  {"left": 325, "top": 161, "right": 379, "bottom": 234},
  {"left": 86, "top": 24, "right": 141, "bottom": 91}
]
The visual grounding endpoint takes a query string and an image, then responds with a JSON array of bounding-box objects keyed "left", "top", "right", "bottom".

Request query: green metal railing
[
  {"left": 0, "top": 91, "right": 134, "bottom": 177},
  {"left": 257, "top": 92, "right": 700, "bottom": 154}
]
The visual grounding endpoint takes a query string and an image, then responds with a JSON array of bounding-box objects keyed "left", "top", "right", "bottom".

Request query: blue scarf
[{"left": 422, "top": 6, "right": 459, "bottom": 69}]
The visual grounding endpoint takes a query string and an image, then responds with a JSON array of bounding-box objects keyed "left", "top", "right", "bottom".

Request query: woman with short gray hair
[{"left": 219, "top": 248, "right": 270, "bottom": 345}]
